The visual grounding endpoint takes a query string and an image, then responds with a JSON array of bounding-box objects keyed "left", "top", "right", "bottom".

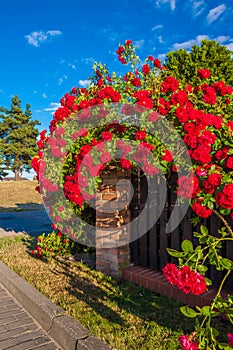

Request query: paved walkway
[
  {"left": 0, "top": 283, "right": 61, "bottom": 350},
  {"left": 0, "top": 210, "right": 52, "bottom": 236}
]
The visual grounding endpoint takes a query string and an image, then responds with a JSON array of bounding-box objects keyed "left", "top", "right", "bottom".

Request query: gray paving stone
[
  {"left": 0, "top": 259, "right": 113, "bottom": 350},
  {"left": 0, "top": 284, "right": 62, "bottom": 350}
]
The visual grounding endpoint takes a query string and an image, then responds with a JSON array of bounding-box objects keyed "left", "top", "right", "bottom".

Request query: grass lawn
[
  {"left": 0, "top": 180, "right": 42, "bottom": 211},
  {"left": 0, "top": 236, "right": 232, "bottom": 350}
]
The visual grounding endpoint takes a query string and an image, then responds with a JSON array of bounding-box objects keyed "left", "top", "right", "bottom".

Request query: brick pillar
[{"left": 96, "top": 165, "right": 131, "bottom": 278}]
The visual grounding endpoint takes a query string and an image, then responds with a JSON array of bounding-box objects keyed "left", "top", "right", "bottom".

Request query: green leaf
[
  {"left": 180, "top": 306, "right": 198, "bottom": 318},
  {"left": 200, "top": 306, "right": 219, "bottom": 317},
  {"left": 166, "top": 248, "right": 184, "bottom": 257},
  {"left": 205, "top": 277, "right": 213, "bottom": 286},
  {"left": 197, "top": 265, "right": 208, "bottom": 273},
  {"left": 181, "top": 240, "right": 193, "bottom": 253},
  {"left": 221, "top": 258, "right": 233, "bottom": 270},
  {"left": 200, "top": 225, "right": 208, "bottom": 235}
]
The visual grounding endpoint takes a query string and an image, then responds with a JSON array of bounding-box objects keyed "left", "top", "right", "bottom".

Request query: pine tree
[
  {"left": 0, "top": 95, "right": 40, "bottom": 180},
  {"left": 166, "top": 39, "right": 233, "bottom": 85}
]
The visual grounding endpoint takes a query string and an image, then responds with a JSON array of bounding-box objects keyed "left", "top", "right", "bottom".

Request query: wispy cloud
[
  {"left": 82, "top": 57, "right": 95, "bottom": 65},
  {"left": 42, "top": 93, "right": 48, "bottom": 99},
  {"left": 152, "top": 24, "right": 163, "bottom": 31},
  {"left": 158, "top": 35, "right": 163, "bottom": 44},
  {"left": 135, "top": 40, "right": 145, "bottom": 49},
  {"left": 207, "top": 4, "right": 226, "bottom": 24},
  {"left": 44, "top": 102, "right": 61, "bottom": 114},
  {"left": 78, "top": 79, "right": 91, "bottom": 88},
  {"left": 58, "top": 74, "right": 68, "bottom": 85},
  {"left": 25, "top": 30, "right": 62, "bottom": 47},
  {"left": 191, "top": 0, "right": 205, "bottom": 17},
  {"left": 68, "top": 63, "right": 76, "bottom": 70},
  {"left": 156, "top": 0, "right": 176, "bottom": 11},
  {"left": 60, "top": 59, "right": 77, "bottom": 70},
  {"left": 172, "top": 34, "right": 209, "bottom": 50}
]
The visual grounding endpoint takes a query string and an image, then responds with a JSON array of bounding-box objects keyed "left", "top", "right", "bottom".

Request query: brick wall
[{"left": 96, "top": 165, "right": 132, "bottom": 277}]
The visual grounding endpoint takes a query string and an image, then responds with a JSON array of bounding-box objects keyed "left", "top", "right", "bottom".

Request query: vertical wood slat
[
  {"left": 148, "top": 174, "right": 160, "bottom": 270},
  {"left": 137, "top": 171, "right": 148, "bottom": 267},
  {"left": 129, "top": 171, "right": 233, "bottom": 290},
  {"left": 168, "top": 173, "right": 181, "bottom": 264},
  {"left": 130, "top": 169, "right": 140, "bottom": 265}
]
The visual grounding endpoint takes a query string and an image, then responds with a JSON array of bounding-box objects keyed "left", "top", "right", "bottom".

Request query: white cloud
[
  {"left": 158, "top": 35, "right": 163, "bottom": 44},
  {"left": 207, "top": 4, "right": 226, "bottom": 23},
  {"left": 78, "top": 79, "right": 91, "bottom": 88},
  {"left": 42, "top": 93, "right": 48, "bottom": 99},
  {"left": 158, "top": 53, "right": 166, "bottom": 61},
  {"left": 156, "top": 0, "right": 176, "bottom": 11},
  {"left": 135, "top": 40, "right": 145, "bottom": 49},
  {"left": 226, "top": 43, "right": 233, "bottom": 51},
  {"left": 44, "top": 102, "right": 61, "bottom": 114},
  {"left": 192, "top": 0, "right": 205, "bottom": 17},
  {"left": 196, "top": 34, "right": 209, "bottom": 42},
  {"left": 25, "top": 30, "right": 62, "bottom": 47},
  {"left": 172, "top": 35, "right": 208, "bottom": 50},
  {"left": 33, "top": 90, "right": 37, "bottom": 94},
  {"left": 216, "top": 35, "right": 230, "bottom": 43},
  {"left": 152, "top": 24, "right": 163, "bottom": 31}
]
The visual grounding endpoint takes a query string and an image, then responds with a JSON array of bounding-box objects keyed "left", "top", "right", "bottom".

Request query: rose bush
[{"left": 32, "top": 40, "right": 233, "bottom": 349}]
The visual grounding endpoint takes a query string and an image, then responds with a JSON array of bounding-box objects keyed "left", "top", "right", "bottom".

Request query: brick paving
[{"left": 0, "top": 283, "right": 62, "bottom": 350}]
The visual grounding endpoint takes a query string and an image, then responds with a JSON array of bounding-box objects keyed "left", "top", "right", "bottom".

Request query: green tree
[
  {"left": 0, "top": 95, "right": 40, "bottom": 180},
  {"left": 166, "top": 39, "right": 233, "bottom": 85}
]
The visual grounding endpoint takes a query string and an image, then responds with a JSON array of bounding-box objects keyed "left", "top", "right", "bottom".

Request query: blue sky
[{"left": 0, "top": 0, "right": 232, "bottom": 133}]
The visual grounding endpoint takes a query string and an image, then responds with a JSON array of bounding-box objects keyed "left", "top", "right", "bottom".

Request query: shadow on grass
[{"left": 22, "top": 236, "right": 232, "bottom": 342}]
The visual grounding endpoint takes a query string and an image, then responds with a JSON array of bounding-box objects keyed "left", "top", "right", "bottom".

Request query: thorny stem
[{"left": 213, "top": 209, "right": 233, "bottom": 238}]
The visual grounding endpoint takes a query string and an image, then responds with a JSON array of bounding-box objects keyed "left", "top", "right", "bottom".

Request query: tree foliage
[
  {"left": 166, "top": 39, "right": 233, "bottom": 85},
  {"left": 0, "top": 95, "right": 40, "bottom": 180}
]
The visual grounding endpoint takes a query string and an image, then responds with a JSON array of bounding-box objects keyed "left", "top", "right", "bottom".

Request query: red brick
[
  {"left": 164, "top": 283, "right": 173, "bottom": 298},
  {"left": 171, "top": 286, "right": 180, "bottom": 302},
  {"left": 153, "top": 275, "right": 165, "bottom": 294}
]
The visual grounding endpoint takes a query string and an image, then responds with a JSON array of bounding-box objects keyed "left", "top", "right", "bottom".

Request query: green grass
[{"left": 0, "top": 236, "right": 231, "bottom": 349}]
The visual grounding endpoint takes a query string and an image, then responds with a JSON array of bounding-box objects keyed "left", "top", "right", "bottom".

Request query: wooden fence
[{"left": 129, "top": 171, "right": 233, "bottom": 290}]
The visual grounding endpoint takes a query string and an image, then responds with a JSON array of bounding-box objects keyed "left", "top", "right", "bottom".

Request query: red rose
[
  {"left": 179, "top": 334, "right": 199, "bottom": 350},
  {"left": 148, "top": 111, "right": 160, "bottom": 122},
  {"left": 192, "top": 199, "right": 212, "bottom": 218},
  {"left": 142, "top": 64, "right": 150, "bottom": 75},
  {"left": 162, "top": 150, "right": 173, "bottom": 162},
  {"left": 198, "top": 68, "right": 211, "bottom": 79},
  {"left": 131, "top": 77, "right": 141, "bottom": 87},
  {"left": 120, "top": 158, "right": 132, "bottom": 170},
  {"left": 226, "top": 156, "right": 233, "bottom": 169},
  {"left": 102, "top": 131, "right": 112, "bottom": 141},
  {"left": 135, "top": 130, "right": 146, "bottom": 141},
  {"left": 125, "top": 39, "right": 132, "bottom": 45},
  {"left": 142, "top": 162, "right": 159, "bottom": 175},
  {"left": 154, "top": 58, "right": 162, "bottom": 69},
  {"left": 228, "top": 333, "right": 233, "bottom": 346},
  {"left": 177, "top": 176, "right": 200, "bottom": 199},
  {"left": 162, "top": 263, "right": 179, "bottom": 286}
]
